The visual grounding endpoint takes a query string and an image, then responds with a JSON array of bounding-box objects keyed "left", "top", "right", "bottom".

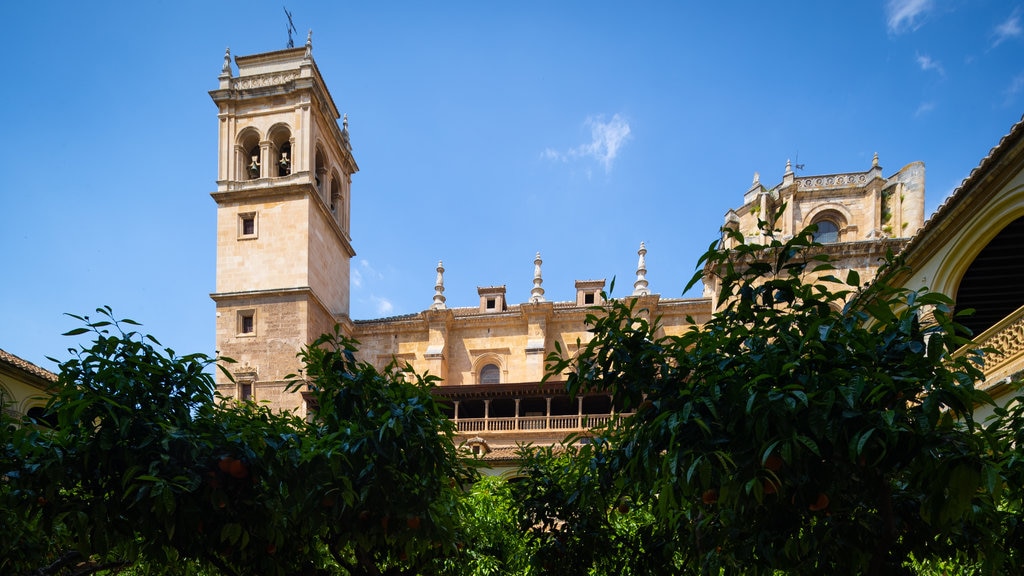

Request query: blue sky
[{"left": 2, "top": 1, "right": 1022, "bottom": 370}]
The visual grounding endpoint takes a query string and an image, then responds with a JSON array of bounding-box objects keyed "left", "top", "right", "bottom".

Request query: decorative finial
[
  {"left": 753, "top": 171, "right": 760, "bottom": 185},
  {"left": 633, "top": 242, "right": 650, "bottom": 296},
  {"left": 432, "top": 260, "right": 446, "bottom": 310},
  {"left": 530, "top": 252, "right": 546, "bottom": 302},
  {"left": 784, "top": 159, "right": 793, "bottom": 175},
  {"left": 872, "top": 152, "right": 879, "bottom": 167},
  {"left": 343, "top": 113, "right": 349, "bottom": 130},
  {"left": 304, "top": 30, "right": 312, "bottom": 59}
]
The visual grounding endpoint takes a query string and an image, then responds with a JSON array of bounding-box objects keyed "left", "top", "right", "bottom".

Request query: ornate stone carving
[
  {"left": 231, "top": 71, "right": 299, "bottom": 90},
  {"left": 977, "top": 311, "right": 1024, "bottom": 376},
  {"left": 798, "top": 173, "right": 868, "bottom": 189}
]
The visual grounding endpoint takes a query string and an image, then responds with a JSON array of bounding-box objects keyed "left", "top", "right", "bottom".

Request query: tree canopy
[
  {"left": 544, "top": 222, "right": 1017, "bottom": 575},
  {"left": 5, "top": 220, "right": 1024, "bottom": 575},
  {"left": 1, "top": 310, "right": 476, "bottom": 576}
]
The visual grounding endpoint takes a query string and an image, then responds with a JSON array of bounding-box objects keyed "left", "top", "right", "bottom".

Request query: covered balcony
[{"left": 433, "top": 382, "right": 625, "bottom": 435}]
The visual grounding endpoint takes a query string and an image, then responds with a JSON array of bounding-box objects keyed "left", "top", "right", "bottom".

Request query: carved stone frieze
[
  {"left": 798, "top": 173, "right": 868, "bottom": 189},
  {"left": 977, "top": 311, "right": 1024, "bottom": 375},
  {"left": 231, "top": 71, "right": 299, "bottom": 90}
]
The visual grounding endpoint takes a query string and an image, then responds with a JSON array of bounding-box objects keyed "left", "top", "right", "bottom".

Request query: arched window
[
  {"left": 812, "top": 219, "right": 839, "bottom": 243},
  {"left": 268, "top": 124, "right": 292, "bottom": 177},
  {"left": 955, "top": 215, "right": 1024, "bottom": 337},
  {"left": 330, "top": 171, "right": 341, "bottom": 216},
  {"left": 479, "top": 364, "right": 500, "bottom": 385},
  {"left": 237, "top": 129, "right": 262, "bottom": 181},
  {"left": 315, "top": 147, "right": 327, "bottom": 194},
  {"left": 275, "top": 141, "right": 292, "bottom": 177},
  {"left": 26, "top": 406, "right": 57, "bottom": 429}
]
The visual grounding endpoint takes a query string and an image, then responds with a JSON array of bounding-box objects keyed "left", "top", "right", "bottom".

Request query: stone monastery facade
[{"left": 211, "top": 39, "right": 1024, "bottom": 465}]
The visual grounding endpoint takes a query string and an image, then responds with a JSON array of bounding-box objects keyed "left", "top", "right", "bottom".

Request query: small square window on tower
[
  {"left": 238, "top": 212, "right": 258, "bottom": 239},
  {"left": 237, "top": 309, "right": 256, "bottom": 336}
]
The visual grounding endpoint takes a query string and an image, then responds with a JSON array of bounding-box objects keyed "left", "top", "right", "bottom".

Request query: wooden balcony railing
[{"left": 454, "top": 413, "right": 616, "bottom": 434}]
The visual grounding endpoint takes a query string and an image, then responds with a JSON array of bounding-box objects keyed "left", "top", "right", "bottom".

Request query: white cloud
[
  {"left": 542, "top": 147, "right": 565, "bottom": 162},
  {"left": 371, "top": 295, "right": 394, "bottom": 316},
  {"left": 914, "top": 101, "right": 936, "bottom": 117},
  {"left": 993, "top": 8, "right": 1023, "bottom": 47},
  {"left": 915, "top": 53, "right": 944, "bottom": 75},
  {"left": 543, "top": 113, "right": 632, "bottom": 173},
  {"left": 351, "top": 267, "right": 363, "bottom": 288},
  {"left": 574, "top": 114, "right": 632, "bottom": 171},
  {"left": 358, "top": 258, "right": 384, "bottom": 281},
  {"left": 1004, "top": 73, "right": 1024, "bottom": 105},
  {"left": 886, "top": 0, "right": 934, "bottom": 34}
]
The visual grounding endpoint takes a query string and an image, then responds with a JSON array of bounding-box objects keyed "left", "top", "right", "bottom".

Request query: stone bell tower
[{"left": 209, "top": 34, "right": 358, "bottom": 412}]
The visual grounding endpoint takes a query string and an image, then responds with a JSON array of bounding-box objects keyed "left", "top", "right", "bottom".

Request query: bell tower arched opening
[
  {"left": 236, "top": 128, "right": 262, "bottom": 180},
  {"left": 268, "top": 124, "right": 293, "bottom": 177},
  {"left": 315, "top": 147, "right": 327, "bottom": 198}
]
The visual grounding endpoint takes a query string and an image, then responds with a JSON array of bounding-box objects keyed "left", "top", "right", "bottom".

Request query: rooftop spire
[
  {"left": 872, "top": 152, "right": 879, "bottom": 167},
  {"left": 633, "top": 242, "right": 650, "bottom": 296},
  {"left": 530, "top": 252, "right": 546, "bottom": 302},
  {"left": 304, "top": 30, "right": 312, "bottom": 60},
  {"left": 784, "top": 158, "right": 793, "bottom": 175},
  {"left": 432, "top": 260, "right": 446, "bottom": 310}
]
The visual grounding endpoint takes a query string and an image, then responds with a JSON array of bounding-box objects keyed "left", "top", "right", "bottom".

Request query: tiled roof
[
  {"left": 481, "top": 445, "right": 521, "bottom": 461},
  {"left": 0, "top": 349, "right": 58, "bottom": 383},
  {"left": 352, "top": 312, "right": 420, "bottom": 324},
  {"left": 352, "top": 294, "right": 706, "bottom": 325}
]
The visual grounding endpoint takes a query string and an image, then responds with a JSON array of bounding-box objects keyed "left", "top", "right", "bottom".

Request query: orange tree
[
  {"left": 0, "top": 309, "right": 475, "bottom": 576},
  {"left": 289, "top": 327, "right": 478, "bottom": 576},
  {"left": 547, "top": 223, "right": 1013, "bottom": 575}
]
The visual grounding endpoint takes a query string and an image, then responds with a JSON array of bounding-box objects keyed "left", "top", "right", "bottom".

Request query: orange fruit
[
  {"left": 809, "top": 492, "right": 830, "bottom": 511},
  {"left": 701, "top": 489, "right": 719, "bottom": 504},
  {"left": 228, "top": 459, "right": 249, "bottom": 479}
]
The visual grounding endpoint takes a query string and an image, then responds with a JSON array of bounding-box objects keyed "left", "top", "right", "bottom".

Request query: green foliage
[
  {"left": 288, "top": 325, "right": 478, "bottom": 575},
  {"left": 432, "top": 475, "right": 534, "bottom": 576},
  {"left": 547, "top": 220, "right": 1011, "bottom": 575},
  {"left": 510, "top": 438, "right": 681, "bottom": 576},
  {"left": 1, "top": 310, "right": 475, "bottom": 576}
]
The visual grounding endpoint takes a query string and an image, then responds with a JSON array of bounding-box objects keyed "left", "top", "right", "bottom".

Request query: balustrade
[{"left": 454, "top": 413, "right": 620, "bottom": 434}]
